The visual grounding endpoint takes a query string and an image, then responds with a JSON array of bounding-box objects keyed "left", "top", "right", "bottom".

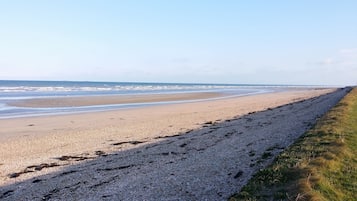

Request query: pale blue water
[{"left": 0, "top": 80, "right": 289, "bottom": 119}]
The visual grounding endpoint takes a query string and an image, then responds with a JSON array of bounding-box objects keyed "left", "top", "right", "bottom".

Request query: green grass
[{"left": 230, "top": 87, "right": 357, "bottom": 201}]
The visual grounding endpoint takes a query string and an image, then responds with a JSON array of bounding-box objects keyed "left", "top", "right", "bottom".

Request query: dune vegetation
[{"left": 231, "top": 87, "right": 357, "bottom": 201}]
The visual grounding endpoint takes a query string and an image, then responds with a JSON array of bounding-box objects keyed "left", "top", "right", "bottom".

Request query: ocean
[{"left": 0, "top": 80, "right": 283, "bottom": 119}]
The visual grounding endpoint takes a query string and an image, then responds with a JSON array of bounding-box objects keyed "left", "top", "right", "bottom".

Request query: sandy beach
[{"left": 0, "top": 88, "right": 349, "bottom": 200}]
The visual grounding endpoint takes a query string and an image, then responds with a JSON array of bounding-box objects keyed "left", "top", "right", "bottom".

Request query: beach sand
[{"left": 0, "top": 88, "right": 349, "bottom": 200}]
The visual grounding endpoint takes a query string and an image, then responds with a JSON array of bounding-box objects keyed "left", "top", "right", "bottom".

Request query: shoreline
[
  {"left": 7, "top": 92, "right": 226, "bottom": 108},
  {"left": 1, "top": 90, "right": 272, "bottom": 119}
]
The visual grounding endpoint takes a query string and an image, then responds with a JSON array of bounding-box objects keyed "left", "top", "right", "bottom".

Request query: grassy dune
[{"left": 230, "top": 87, "right": 357, "bottom": 201}]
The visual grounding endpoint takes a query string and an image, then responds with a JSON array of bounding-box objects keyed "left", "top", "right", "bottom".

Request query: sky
[{"left": 0, "top": 1, "right": 356, "bottom": 86}]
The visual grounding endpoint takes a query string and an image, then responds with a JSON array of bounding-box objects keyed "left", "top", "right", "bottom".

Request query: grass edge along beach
[{"left": 230, "top": 87, "right": 357, "bottom": 201}]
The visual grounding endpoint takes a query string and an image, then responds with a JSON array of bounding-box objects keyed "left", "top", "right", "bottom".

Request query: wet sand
[
  {"left": 8, "top": 92, "right": 224, "bottom": 108},
  {"left": 0, "top": 88, "right": 348, "bottom": 200}
]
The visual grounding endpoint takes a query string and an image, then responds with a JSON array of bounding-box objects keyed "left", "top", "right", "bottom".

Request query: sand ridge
[{"left": 8, "top": 92, "right": 224, "bottom": 108}]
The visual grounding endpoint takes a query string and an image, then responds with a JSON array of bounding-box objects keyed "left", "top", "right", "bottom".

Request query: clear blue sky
[{"left": 0, "top": 1, "right": 356, "bottom": 85}]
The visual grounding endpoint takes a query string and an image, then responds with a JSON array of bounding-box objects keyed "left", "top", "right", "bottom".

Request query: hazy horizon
[{"left": 0, "top": 79, "right": 347, "bottom": 87}]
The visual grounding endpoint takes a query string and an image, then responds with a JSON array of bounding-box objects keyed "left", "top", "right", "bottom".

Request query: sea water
[{"left": 0, "top": 80, "right": 284, "bottom": 119}]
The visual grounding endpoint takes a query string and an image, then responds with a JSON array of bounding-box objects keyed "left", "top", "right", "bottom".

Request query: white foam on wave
[
  {"left": 0, "top": 103, "right": 17, "bottom": 111},
  {"left": 0, "top": 84, "right": 244, "bottom": 93}
]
